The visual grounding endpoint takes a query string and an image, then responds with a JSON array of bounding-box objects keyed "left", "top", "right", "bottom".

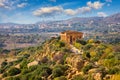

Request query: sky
[{"left": 0, "top": 0, "right": 119, "bottom": 24}]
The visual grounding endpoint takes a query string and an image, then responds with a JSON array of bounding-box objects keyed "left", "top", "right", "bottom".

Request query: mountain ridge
[{"left": 0, "top": 12, "right": 120, "bottom": 25}]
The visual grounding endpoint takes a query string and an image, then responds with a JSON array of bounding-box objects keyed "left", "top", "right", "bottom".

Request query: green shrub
[
  {"left": 1, "top": 61, "right": 8, "bottom": 68},
  {"left": 14, "top": 57, "right": 23, "bottom": 64},
  {"left": 2, "top": 72, "right": 8, "bottom": 78},
  {"left": 56, "top": 41, "right": 65, "bottom": 48},
  {"left": 5, "top": 77, "right": 14, "bottom": 80},
  {"left": 32, "top": 65, "right": 52, "bottom": 78},
  {"left": 54, "top": 65, "right": 68, "bottom": 72},
  {"left": 76, "top": 39, "right": 87, "bottom": 45},
  {"left": 21, "top": 65, "right": 38, "bottom": 75},
  {"left": 29, "top": 65, "right": 38, "bottom": 71},
  {"left": 72, "top": 75, "right": 84, "bottom": 80},
  {"left": 8, "top": 67, "right": 21, "bottom": 76},
  {"left": 87, "top": 74, "right": 94, "bottom": 80},
  {"left": 20, "top": 59, "right": 28, "bottom": 69},
  {"left": 8, "top": 62, "right": 14, "bottom": 66},
  {"left": 21, "top": 73, "right": 42, "bottom": 80},
  {"left": 115, "top": 52, "right": 120, "bottom": 60},
  {"left": 83, "top": 44, "right": 93, "bottom": 50},
  {"left": 0, "top": 68, "right": 5, "bottom": 74},
  {"left": 59, "top": 41, "right": 65, "bottom": 48},
  {"left": 82, "top": 64, "right": 93, "bottom": 74},
  {"left": 21, "top": 73, "right": 31, "bottom": 80},
  {"left": 52, "top": 68, "right": 64, "bottom": 78},
  {"left": 90, "top": 57, "right": 99, "bottom": 62},
  {"left": 86, "top": 52, "right": 91, "bottom": 59},
  {"left": 21, "top": 69, "right": 30, "bottom": 75},
  {"left": 34, "top": 76, "right": 42, "bottom": 80},
  {"left": 102, "top": 58, "right": 120, "bottom": 68},
  {"left": 74, "top": 42, "right": 82, "bottom": 49},
  {"left": 13, "top": 76, "right": 20, "bottom": 80},
  {"left": 40, "top": 67, "right": 52, "bottom": 77},
  {"left": 54, "top": 76, "right": 67, "bottom": 80},
  {"left": 88, "top": 39, "right": 94, "bottom": 43},
  {"left": 6, "top": 76, "right": 20, "bottom": 80},
  {"left": 108, "top": 67, "right": 120, "bottom": 74}
]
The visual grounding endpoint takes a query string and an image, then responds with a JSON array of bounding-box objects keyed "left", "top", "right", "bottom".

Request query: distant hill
[
  {"left": 34, "top": 13, "right": 120, "bottom": 33},
  {"left": 67, "top": 13, "right": 120, "bottom": 24},
  {"left": 103, "top": 13, "right": 120, "bottom": 23},
  {"left": 0, "top": 13, "right": 120, "bottom": 33}
]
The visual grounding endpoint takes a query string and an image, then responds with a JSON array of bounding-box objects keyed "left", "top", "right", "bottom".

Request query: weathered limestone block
[{"left": 66, "top": 54, "right": 84, "bottom": 70}]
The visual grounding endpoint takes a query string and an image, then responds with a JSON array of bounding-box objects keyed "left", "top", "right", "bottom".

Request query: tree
[
  {"left": 82, "top": 64, "right": 92, "bottom": 74},
  {"left": 52, "top": 68, "right": 64, "bottom": 78},
  {"left": 20, "top": 59, "right": 28, "bottom": 69},
  {"left": 76, "top": 39, "right": 87, "bottom": 45},
  {"left": 86, "top": 52, "right": 91, "bottom": 59},
  {"left": 74, "top": 42, "right": 82, "bottom": 49},
  {"left": 8, "top": 67, "right": 21, "bottom": 76},
  {"left": 88, "top": 39, "right": 94, "bottom": 43},
  {"left": 84, "top": 44, "right": 93, "bottom": 51},
  {"left": 1, "top": 61, "right": 8, "bottom": 68},
  {"left": 90, "top": 51, "right": 97, "bottom": 57},
  {"left": 40, "top": 67, "right": 52, "bottom": 77}
]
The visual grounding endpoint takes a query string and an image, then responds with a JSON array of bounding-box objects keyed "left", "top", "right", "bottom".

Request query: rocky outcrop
[
  {"left": 93, "top": 72, "right": 102, "bottom": 80},
  {"left": 66, "top": 54, "right": 84, "bottom": 70},
  {"left": 53, "top": 52, "right": 64, "bottom": 64},
  {"left": 103, "top": 74, "right": 113, "bottom": 80},
  {"left": 27, "top": 60, "right": 39, "bottom": 67}
]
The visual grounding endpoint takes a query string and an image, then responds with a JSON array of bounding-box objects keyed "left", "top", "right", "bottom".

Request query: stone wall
[{"left": 60, "top": 31, "right": 83, "bottom": 44}]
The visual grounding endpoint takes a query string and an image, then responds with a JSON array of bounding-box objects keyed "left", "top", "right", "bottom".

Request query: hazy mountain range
[{"left": 0, "top": 13, "right": 120, "bottom": 33}]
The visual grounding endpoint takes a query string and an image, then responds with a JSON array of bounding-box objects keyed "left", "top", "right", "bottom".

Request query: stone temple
[{"left": 60, "top": 30, "right": 83, "bottom": 44}]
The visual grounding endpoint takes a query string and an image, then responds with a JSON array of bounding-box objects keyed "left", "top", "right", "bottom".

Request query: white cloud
[
  {"left": 64, "top": 9, "right": 77, "bottom": 15},
  {"left": 64, "top": 1, "right": 103, "bottom": 16},
  {"left": 0, "top": 0, "right": 28, "bottom": 9},
  {"left": 0, "top": 0, "right": 4, "bottom": 6},
  {"left": 0, "top": 0, "right": 17, "bottom": 9},
  {"left": 87, "top": 1, "right": 104, "bottom": 9},
  {"left": 0, "top": 0, "right": 9, "bottom": 8},
  {"left": 0, "top": 3, "right": 4, "bottom": 7},
  {"left": 64, "top": 7, "right": 91, "bottom": 16},
  {"left": 17, "top": 3, "right": 27, "bottom": 8},
  {"left": 97, "top": 12, "right": 107, "bottom": 17},
  {"left": 78, "top": 7, "right": 91, "bottom": 13},
  {"left": 33, "top": 1, "right": 104, "bottom": 17},
  {"left": 33, "top": 6, "right": 63, "bottom": 17}
]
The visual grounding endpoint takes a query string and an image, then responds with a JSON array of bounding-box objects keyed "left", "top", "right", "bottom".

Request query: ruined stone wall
[
  {"left": 60, "top": 32, "right": 83, "bottom": 44},
  {"left": 60, "top": 33, "right": 67, "bottom": 42}
]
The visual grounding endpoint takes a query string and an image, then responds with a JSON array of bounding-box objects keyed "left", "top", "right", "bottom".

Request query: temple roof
[{"left": 61, "top": 30, "right": 83, "bottom": 34}]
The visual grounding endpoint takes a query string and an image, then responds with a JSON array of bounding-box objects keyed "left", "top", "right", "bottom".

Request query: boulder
[
  {"left": 88, "top": 68, "right": 98, "bottom": 73},
  {"left": 103, "top": 74, "right": 113, "bottom": 80},
  {"left": 27, "top": 60, "right": 39, "bottom": 67},
  {"left": 53, "top": 52, "right": 64, "bottom": 64},
  {"left": 94, "top": 73, "right": 102, "bottom": 80},
  {"left": 66, "top": 54, "right": 84, "bottom": 70}
]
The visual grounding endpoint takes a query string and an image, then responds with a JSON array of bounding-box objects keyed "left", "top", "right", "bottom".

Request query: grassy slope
[{"left": 0, "top": 38, "right": 120, "bottom": 80}]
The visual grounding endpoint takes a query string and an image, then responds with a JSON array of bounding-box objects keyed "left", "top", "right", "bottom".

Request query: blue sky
[{"left": 0, "top": 0, "right": 119, "bottom": 24}]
